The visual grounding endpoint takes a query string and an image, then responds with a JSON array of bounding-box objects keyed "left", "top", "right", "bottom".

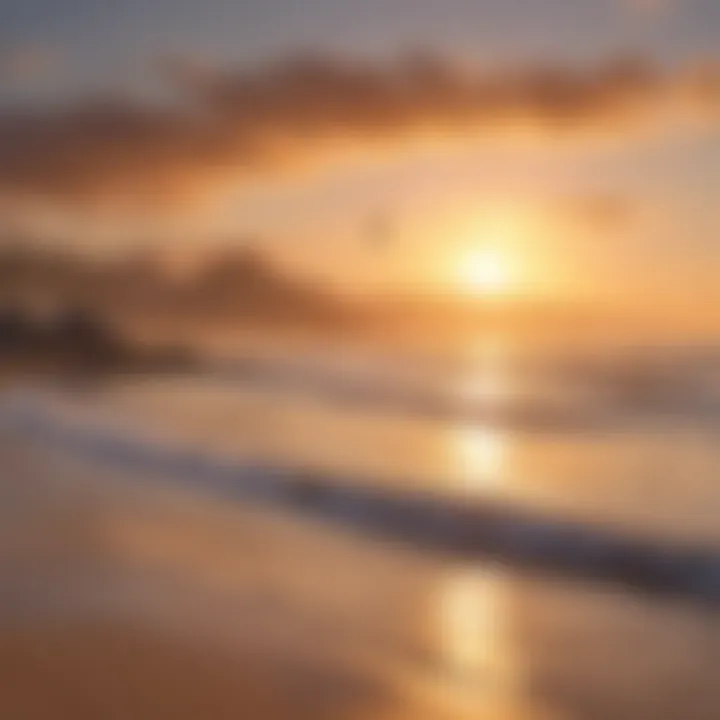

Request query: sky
[{"left": 0, "top": 0, "right": 719, "bottom": 312}]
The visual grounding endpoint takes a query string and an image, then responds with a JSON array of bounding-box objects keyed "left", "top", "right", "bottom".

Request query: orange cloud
[
  {"left": 558, "top": 194, "right": 639, "bottom": 232},
  {"left": 0, "top": 53, "right": 719, "bottom": 213}
]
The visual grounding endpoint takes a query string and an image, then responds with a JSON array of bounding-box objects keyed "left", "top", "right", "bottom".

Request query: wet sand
[
  {"left": 0, "top": 619, "right": 374, "bottom": 720},
  {"left": 0, "top": 427, "right": 533, "bottom": 720},
  {"left": 4, "top": 404, "right": 720, "bottom": 720}
]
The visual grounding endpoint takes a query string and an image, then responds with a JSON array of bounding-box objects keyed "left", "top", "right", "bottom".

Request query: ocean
[{"left": 3, "top": 334, "right": 720, "bottom": 718}]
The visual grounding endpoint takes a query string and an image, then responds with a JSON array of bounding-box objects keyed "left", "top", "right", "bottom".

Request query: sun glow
[
  {"left": 452, "top": 214, "right": 527, "bottom": 297},
  {"left": 459, "top": 248, "right": 513, "bottom": 295}
]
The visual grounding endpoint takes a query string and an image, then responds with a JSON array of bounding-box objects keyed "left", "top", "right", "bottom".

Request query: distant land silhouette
[
  {"left": 0, "top": 244, "right": 350, "bottom": 326},
  {"left": 0, "top": 241, "right": 682, "bottom": 356},
  {"left": 0, "top": 305, "right": 196, "bottom": 376}
]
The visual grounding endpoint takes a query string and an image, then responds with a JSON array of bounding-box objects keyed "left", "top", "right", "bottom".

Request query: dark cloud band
[{"left": 0, "top": 53, "right": 718, "bottom": 210}]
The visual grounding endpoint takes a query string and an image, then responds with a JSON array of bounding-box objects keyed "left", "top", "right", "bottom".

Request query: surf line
[{"left": 2, "top": 394, "right": 720, "bottom": 606}]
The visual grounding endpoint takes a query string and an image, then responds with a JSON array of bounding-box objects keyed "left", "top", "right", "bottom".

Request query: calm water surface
[{"left": 6, "top": 335, "right": 720, "bottom": 719}]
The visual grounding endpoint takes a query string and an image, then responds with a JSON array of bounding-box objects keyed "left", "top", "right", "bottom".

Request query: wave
[
  {"left": 186, "top": 342, "right": 720, "bottom": 431},
  {"left": 4, "top": 390, "right": 720, "bottom": 606}
]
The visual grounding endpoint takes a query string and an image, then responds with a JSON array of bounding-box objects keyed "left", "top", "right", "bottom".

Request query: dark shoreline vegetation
[
  {"left": 0, "top": 306, "right": 198, "bottom": 378},
  {"left": 0, "top": 243, "right": 666, "bottom": 358},
  {"left": 0, "top": 245, "right": 353, "bottom": 328},
  {"left": 0, "top": 244, "right": 358, "bottom": 377}
]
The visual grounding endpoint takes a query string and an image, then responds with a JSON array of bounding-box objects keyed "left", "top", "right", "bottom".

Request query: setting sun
[
  {"left": 445, "top": 211, "right": 529, "bottom": 297},
  {"left": 459, "top": 248, "right": 513, "bottom": 295}
]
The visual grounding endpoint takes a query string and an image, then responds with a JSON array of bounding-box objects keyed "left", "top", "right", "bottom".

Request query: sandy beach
[
  {"left": 4, "top": 382, "right": 720, "bottom": 720},
  {"left": 0, "top": 417, "right": 541, "bottom": 720}
]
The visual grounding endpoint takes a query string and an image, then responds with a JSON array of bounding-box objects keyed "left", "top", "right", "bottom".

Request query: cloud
[
  {"left": 0, "top": 53, "right": 719, "bottom": 213},
  {"left": 624, "top": 0, "right": 675, "bottom": 18},
  {"left": 0, "top": 44, "right": 61, "bottom": 83},
  {"left": 560, "top": 194, "right": 639, "bottom": 231}
]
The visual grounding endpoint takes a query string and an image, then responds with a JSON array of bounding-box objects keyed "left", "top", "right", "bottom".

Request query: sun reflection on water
[
  {"left": 436, "top": 563, "right": 524, "bottom": 716},
  {"left": 453, "top": 424, "right": 508, "bottom": 492},
  {"left": 450, "top": 336, "right": 513, "bottom": 494},
  {"left": 440, "top": 567, "right": 506, "bottom": 678},
  {"left": 436, "top": 336, "right": 525, "bottom": 714}
]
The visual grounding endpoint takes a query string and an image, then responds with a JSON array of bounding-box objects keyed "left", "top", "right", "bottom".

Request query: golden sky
[{"left": 1, "top": 0, "right": 719, "bottom": 312}]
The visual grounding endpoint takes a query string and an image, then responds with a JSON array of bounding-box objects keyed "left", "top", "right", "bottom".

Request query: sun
[
  {"left": 440, "top": 209, "right": 535, "bottom": 298},
  {"left": 458, "top": 248, "right": 513, "bottom": 296}
]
